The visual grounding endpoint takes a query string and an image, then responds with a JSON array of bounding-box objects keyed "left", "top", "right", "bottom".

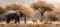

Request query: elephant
[{"left": 5, "top": 11, "right": 24, "bottom": 24}]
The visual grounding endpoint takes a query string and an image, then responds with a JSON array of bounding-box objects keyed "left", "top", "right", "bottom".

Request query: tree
[
  {"left": 31, "top": 1, "right": 54, "bottom": 22},
  {"left": 48, "top": 12, "right": 59, "bottom": 22},
  {"left": 17, "top": 5, "right": 35, "bottom": 24},
  {"left": 5, "top": 4, "right": 18, "bottom": 11},
  {"left": 0, "top": 6, "right": 6, "bottom": 14},
  {"left": 5, "top": 4, "right": 35, "bottom": 24},
  {"left": 0, "top": 6, "right": 7, "bottom": 21}
]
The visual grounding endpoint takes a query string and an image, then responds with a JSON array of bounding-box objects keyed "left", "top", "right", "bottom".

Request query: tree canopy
[{"left": 31, "top": 1, "right": 55, "bottom": 11}]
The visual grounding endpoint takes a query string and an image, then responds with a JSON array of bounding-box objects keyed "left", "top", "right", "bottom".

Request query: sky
[{"left": 0, "top": 0, "right": 60, "bottom": 7}]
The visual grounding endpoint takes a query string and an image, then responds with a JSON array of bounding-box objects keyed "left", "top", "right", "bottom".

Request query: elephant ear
[
  {"left": 15, "top": 11, "right": 20, "bottom": 16},
  {"left": 17, "top": 5, "right": 35, "bottom": 18}
]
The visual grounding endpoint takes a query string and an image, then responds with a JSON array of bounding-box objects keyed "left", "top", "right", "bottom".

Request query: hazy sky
[{"left": 0, "top": 0, "right": 60, "bottom": 7}]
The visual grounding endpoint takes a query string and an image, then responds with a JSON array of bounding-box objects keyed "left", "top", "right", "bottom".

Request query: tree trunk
[{"left": 38, "top": 9, "right": 46, "bottom": 22}]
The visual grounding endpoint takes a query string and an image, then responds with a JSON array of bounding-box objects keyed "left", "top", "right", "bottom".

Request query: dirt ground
[{"left": 0, "top": 21, "right": 60, "bottom": 27}]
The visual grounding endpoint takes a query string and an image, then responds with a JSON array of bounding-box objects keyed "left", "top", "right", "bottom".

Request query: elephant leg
[
  {"left": 15, "top": 19, "right": 17, "bottom": 24},
  {"left": 6, "top": 18, "right": 10, "bottom": 23},
  {"left": 15, "top": 19, "right": 20, "bottom": 24},
  {"left": 15, "top": 16, "right": 20, "bottom": 24},
  {"left": 24, "top": 17, "right": 26, "bottom": 24},
  {"left": 17, "top": 18, "right": 20, "bottom": 23}
]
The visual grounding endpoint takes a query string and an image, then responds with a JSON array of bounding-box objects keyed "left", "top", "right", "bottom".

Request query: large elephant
[{"left": 5, "top": 11, "right": 24, "bottom": 24}]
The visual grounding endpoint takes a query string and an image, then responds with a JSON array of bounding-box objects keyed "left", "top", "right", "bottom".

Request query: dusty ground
[{"left": 0, "top": 21, "right": 60, "bottom": 27}]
